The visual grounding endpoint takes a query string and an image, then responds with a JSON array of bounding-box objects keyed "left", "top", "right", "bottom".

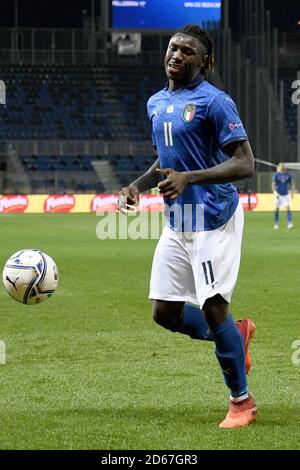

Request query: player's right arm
[
  {"left": 118, "top": 96, "right": 161, "bottom": 213},
  {"left": 118, "top": 157, "right": 161, "bottom": 214}
]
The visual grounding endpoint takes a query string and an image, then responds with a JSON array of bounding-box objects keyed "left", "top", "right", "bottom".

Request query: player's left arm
[
  {"left": 157, "top": 140, "right": 254, "bottom": 199},
  {"left": 290, "top": 176, "right": 295, "bottom": 199}
]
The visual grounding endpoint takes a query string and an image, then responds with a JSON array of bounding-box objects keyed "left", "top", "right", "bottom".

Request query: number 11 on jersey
[{"left": 164, "top": 122, "right": 173, "bottom": 147}]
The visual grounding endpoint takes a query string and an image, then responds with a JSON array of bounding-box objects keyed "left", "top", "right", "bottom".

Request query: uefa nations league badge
[{"left": 182, "top": 103, "right": 196, "bottom": 122}]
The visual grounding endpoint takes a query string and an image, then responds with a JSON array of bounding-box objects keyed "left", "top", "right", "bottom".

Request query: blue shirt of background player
[
  {"left": 147, "top": 74, "right": 248, "bottom": 232},
  {"left": 272, "top": 172, "right": 292, "bottom": 196}
]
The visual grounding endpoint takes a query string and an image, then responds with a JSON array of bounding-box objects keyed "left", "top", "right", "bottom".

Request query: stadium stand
[
  {"left": 0, "top": 64, "right": 165, "bottom": 191},
  {"left": 0, "top": 64, "right": 165, "bottom": 141}
]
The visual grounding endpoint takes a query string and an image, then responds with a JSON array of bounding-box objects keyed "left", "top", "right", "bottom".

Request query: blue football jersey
[
  {"left": 273, "top": 172, "right": 292, "bottom": 196},
  {"left": 147, "top": 75, "right": 248, "bottom": 231}
]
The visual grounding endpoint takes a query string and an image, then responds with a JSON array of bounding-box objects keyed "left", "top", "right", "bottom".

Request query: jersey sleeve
[
  {"left": 207, "top": 93, "right": 248, "bottom": 148},
  {"left": 147, "top": 99, "right": 157, "bottom": 148}
]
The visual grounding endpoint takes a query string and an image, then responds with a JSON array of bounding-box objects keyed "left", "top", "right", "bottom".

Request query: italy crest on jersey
[{"left": 182, "top": 103, "right": 196, "bottom": 122}]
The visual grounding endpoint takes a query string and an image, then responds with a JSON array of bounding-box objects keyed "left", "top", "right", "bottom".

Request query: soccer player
[
  {"left": 118, "top": 25, "right": 256, "bottom": 428},
  {"left": 272, "top": 162, "right": 295, "bottom": 229}
]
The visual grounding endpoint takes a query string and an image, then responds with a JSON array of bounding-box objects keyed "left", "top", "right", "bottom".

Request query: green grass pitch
[{"left": 0, "top": 212, "right": 300, "bottom": 450}]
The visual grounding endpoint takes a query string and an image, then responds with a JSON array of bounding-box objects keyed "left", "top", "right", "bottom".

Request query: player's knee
[
  {"left": 152, "top": 302, "right": 182, "bottom": 332},
  {"left": 152, "top": 305, "right": 172, "bottom": 328},
  {"left": 203, "top": 295, "right": 228, "bottom": 328}
]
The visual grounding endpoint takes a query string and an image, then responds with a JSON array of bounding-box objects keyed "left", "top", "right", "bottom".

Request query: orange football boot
[
  {"left": 236, "top": 319, "right": 256, "bottom": 375},
  {"left": 219, "top": 395, "right": 257, "bottom": 428}
]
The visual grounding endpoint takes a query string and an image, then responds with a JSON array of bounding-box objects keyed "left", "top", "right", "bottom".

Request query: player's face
[
  {"left": 279, "top": 163, "right": 285, "bottom": 172},
  {"left": 165, "top": 34, "right": 205, "bottom": 88}
]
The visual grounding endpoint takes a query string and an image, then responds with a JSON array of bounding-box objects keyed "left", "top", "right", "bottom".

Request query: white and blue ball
[{"left": 2, "top": 249, "right": 59, "bottom": 305}]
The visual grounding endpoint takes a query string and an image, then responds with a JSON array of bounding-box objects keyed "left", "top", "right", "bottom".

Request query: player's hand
[
  {"left": 118, "top": 185, "right": 140, "bottom": 214},
  {"left": 156, "top": 168, "right": 188, "bottom": 200}
]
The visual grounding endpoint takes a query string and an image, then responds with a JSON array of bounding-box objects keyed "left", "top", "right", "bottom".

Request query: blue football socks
[
  {"left": 287, "top": 210, "right": 292, "bottom": 224},
  {"left": 177, "top": 304, "right": 247, "bottom": 397},
  {"left": 212, "top": 315, "right": 248, "bottom": 397},
  {"left": 177, "top": 304, "right": 214, "bottom": 340},
  {"left": 274, "top": 211, "right": 279, "bottom": 224}
]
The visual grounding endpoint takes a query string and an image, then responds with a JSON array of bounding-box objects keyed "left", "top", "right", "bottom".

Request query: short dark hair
[{"left": 173, "top": 24, "right": 215, "bottom": 79}]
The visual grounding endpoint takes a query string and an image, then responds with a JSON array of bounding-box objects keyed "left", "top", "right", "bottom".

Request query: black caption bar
[{"left": 0, "top": 450, "right": 295, "bottom": 466}]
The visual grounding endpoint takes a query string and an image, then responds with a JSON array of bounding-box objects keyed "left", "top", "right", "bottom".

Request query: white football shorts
[
  {"left": 149, "top": 201, "right": 244, "bottom": 308},
  {"left": 275, "top": 195, "right": 290, "bottom": 208}
]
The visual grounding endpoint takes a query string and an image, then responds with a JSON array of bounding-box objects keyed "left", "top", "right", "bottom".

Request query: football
[{"left": 2, "top": 249, "right": 59, "bottom": 305}]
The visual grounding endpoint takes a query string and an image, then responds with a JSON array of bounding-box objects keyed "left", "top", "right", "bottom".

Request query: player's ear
[
  {"left": 198, "top": 55, "right": 207, "bottom": 77},
  {"left": 198, "top": 54, "right": 208, "bottom": 73},
  {"left": 201, "top": 54, "right": 209, "bottom": 68}
]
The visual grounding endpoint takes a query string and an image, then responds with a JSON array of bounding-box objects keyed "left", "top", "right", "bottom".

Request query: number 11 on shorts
[{"left": 202, "top": 260, "right": 215, "bottom": 286}]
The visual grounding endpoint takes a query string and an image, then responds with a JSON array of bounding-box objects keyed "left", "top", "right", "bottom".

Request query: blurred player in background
[
  {"left": 272, "top": 162, "right": 295, "bottom": 229},
  {"left": 119, "top": 25, "right": 257, "bottom": 428}
]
